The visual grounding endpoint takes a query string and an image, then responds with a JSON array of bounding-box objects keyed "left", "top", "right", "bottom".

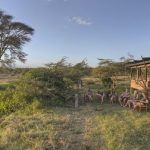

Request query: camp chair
[
  {"left": 138, "top": 99, "right": 149, "bottom": 112},
  {"left": 133, "top": 99, "right": 149, "bottom": 112}
]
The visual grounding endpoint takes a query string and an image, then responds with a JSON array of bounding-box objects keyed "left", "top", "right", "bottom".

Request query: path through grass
[{"left": 0, "top": 103, "right": 150, "bottom": 150}]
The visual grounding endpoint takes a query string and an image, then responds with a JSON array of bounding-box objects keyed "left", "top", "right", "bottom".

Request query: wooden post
[
  {"left": 145, "top": 67, "right": 148, "bottom": 81},
  {"left": 78, "top": 80, "right": 82, "bottom": 89},
  {"left": 137, "top": 68, "right": 139, "bottom": 79},
  {"left": 75, "top": 94, "right": 79, "bottom": 108}
]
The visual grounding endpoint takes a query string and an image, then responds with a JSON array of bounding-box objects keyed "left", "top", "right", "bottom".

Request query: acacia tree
[
  {"left": 46, "top": 58, "right": 89, "bottom": 81},
  {"left": 0, "top": 11, "right": 34, "bottom": 66}
]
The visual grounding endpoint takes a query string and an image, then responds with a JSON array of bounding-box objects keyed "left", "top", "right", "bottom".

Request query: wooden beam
[{"left": 146, "top": 67, "right": 148, "bottom": 81}]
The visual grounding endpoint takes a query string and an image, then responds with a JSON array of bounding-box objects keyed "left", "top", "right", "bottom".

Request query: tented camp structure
[{"left": 127, "top": 57, "right": 150, "bottom": 98}]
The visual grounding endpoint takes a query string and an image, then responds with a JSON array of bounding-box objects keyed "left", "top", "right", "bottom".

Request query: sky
[{"left": 1, "top": 0, "right": 150, "bottom": 67}]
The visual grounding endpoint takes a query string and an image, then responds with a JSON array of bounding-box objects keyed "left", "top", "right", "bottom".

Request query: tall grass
[{"left": 0, "top": 103, "right": 150, "bottom": 150}]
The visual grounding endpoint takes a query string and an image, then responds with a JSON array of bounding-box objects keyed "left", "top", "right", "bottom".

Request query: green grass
[
  {"left": 0, "top": 103, "right": 150, "bottom": 150},
  {"left": 0, "top": 83, "right": 15, "bottom": 91},
  {"left": 0, "top": 74, "right": 17, "bottom": 91}
]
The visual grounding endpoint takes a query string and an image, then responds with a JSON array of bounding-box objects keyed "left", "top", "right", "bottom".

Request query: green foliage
[
  {"left": 46, "top": 58, "right": 91, "bottom": 84},
  {"left": 0, "top": 89, "right": 27, "bottom": 116},
  {"left": 14, "top": 68, "right": 76, "bottom": 107},
  {"left": 85, "top": 80, "right": 95, "bottom": 86},
  {"left": 0, "top": 67, "right": 77, "bottom": 116},
  {"left": 101, "top": 77, "right": 113, "bottom": 88},
  {"left": 0, "top": 84, "right": 14, "bottom": 91},
  {"left": 92, "top": 59, "right": 127, "bottom": 79},
  {"left": 67, "top": 60, "right": 90, "bottom": 83},
  {"left": 22, "top": 98, "right": 41, "bottom": 115},
  {"left": 0, "top": 11, "right": 34, "bottom": 66}
]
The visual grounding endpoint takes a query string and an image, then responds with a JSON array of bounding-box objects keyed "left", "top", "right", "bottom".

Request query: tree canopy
[{"left": 0, "top": 11, "right": 34, "bottom": 66}]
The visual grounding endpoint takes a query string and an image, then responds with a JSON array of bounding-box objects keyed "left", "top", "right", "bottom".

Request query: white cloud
[{"left": 68, "top": 16, "right": 93, "bottom": 26}]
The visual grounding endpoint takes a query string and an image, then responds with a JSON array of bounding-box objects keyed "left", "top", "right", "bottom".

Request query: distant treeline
[{"left": 0, "top": 60, "right": 130, "bottom": 78}]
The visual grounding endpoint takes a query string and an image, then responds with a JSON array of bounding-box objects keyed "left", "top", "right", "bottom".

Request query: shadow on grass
[{"left": 0, "top": 100, "right": 150, "bottom": 150}]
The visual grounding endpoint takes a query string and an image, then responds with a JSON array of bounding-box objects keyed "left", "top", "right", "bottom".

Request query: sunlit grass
[
  {"left": 0, "top": 103, "right": 150, "bottom": 150},
  {"left": 0, "top": 74, "right": 18, "bottom": 85}
]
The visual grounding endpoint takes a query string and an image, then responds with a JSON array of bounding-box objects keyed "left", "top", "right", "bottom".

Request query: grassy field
[
  {"left": 0, "top": 74, "right": 18, "bottom": 84},
  {"left": 0, "top": 102, "right": 150, "bottom": 150},
  {"left": 0, "top": 74, "right": 18, "bottom": 91},
  {"left": 0, "top": 75, "right": 149, "bottom": 150}
]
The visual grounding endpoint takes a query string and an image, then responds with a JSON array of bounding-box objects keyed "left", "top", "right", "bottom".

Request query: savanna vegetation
[
  {"left": 0, "top": 11, "right": 150, "bottom": 150},
  {"left": 0, "top": 56, "right": 150, "bottom": 150}
]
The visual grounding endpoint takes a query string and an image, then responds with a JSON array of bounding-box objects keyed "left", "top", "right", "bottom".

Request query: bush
[
  {"left": 22, "top": 98, "right": 41, "bottom": 115},
  {"left": 85, "top": 80, "right": 95, "bottom": 86},
  {"left": 16, "top": 68, "right": 75, "bottom": 104},
  {"left": 0, "top": 68, "right": 76, "bottom": 116},
  {"left": 0, "top": 89, "right": 27, "bottom": 116},
  {"left": 101, "top": 77, "right": 113, "bottom": 88}
]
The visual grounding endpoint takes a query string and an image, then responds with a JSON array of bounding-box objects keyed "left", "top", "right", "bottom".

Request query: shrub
[
  {"left": 101, "top": 77, "right": 113, "bottom": 88},
  {"left": 22, "top": 98, "right": 41, "bottom": 115},
  {"left": 85, "top": 80, "right": 95, "bottom": 86},
  {"left": 15, "top": 68, "right": 75, "bottom": 104},
  {"left": 0, "top": 68, "right": 76, "bottom": 116},
  {"left": 0, "top": 89, "right": 27, "bottom": 116}
]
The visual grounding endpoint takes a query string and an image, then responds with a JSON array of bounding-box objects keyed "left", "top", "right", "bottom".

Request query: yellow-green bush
[{"left": 0, "top": 68, "right": 76, "bottom": 116}]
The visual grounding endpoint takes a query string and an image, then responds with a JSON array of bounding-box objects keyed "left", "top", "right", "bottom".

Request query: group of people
[
  {"left": 84, "top": 88, "right": 105, "bottom": 104},
  {"left": 117, "top": 88, "right": 148, "bottom": 110},
  {"left": 84, "top": 88, "right": 148, "bottom": 110}
]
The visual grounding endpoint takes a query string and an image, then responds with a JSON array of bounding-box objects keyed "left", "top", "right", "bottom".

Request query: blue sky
[{"left": 1, "top": 0, "right": 150, "bottom": 67}]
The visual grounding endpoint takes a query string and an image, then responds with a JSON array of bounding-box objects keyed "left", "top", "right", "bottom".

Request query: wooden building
[{"left": 127, "top": 57, "right": 150, "bottom": 98}]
